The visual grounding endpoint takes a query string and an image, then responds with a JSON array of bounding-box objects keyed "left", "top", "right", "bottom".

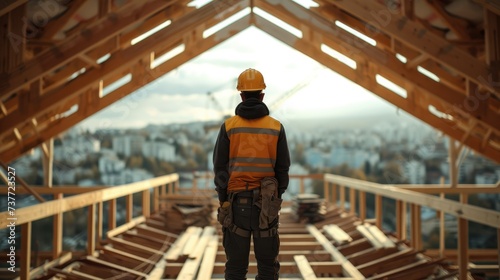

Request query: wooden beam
[
  {"left": 86, "top": 256, "right": 149, "bottom": 278},
  {"left": 20, "top": 222, "right": 31, "bottom": 280},
  {"left": 106, "top": 216, "right": 146, "bottom": 238},
  {"left": 473, "top": 0, "right": 500, "bottom": 16},
  {"left": 41, "top": 1, "right": 87, "bottom": 40},
  {"left": 53, "top": 193, "right": 63, "bottom": 259},
  {"left": 41, "top": 138, "right": 53, "bottom": 187},
  {"left": 108, "top": 198, "right": 116, "bottom": 231},
  {"left": 0, "top": 2, "right": 250, "bottom": 162},
  {"left": 16, "top": 252, "right": 72, "bottom": 280},
  {"left": 0, "top": 0, "right": 27, "bottom": 17},
  {"left": 0, "top": 0, "right": 178, "bottom": 100},
  {"left": 87, "top": 204, "right": 96, "bottom": 256},
  {"left": 323, "top": 0, "right": 498, "bottom": 94},
  {"left": 102, "top": 245, "right": 155, "bottom": 265},
  {"left": 323, "top": 224, "right": 352, "bottom": 244},
  {"left": 253, "top": 0, "right": 500, "bottom": 163},
  {"left": 458, "top": 194, "right": 469, "bottom": 280},
  {"left": 196, "top": 235, "right": 219, "bottom": 280},
  {"left": 0, "top": 174, "right": 178, "bottom": 228},
  {"left": 307, "top": 225, "right": 365, "bottom": 279},
  {"left": 484, "top": 9, "right": 499, "bottom": 83},
  {"left": 0, "top": 161, "right": 45, "bottom": 202},
  {"left": 324, "top": 174, "right": 500, "bottom": 229},
  {"left": 294, "top": 255, "right": 318, "bottom": 279},
  {"left": 425, "top": 0, "right": 470, "bottom": 40}
]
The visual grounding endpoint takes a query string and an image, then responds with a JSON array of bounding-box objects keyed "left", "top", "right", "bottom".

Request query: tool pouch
[
  {"left": 259, "top": 177, "right": 282, "bottom": 229},
  {"left": 217, "top": 201, "right": 232, "bottom": 228},
  {"left": 267, "top": 196, "right": 283, "bottom": 224}
]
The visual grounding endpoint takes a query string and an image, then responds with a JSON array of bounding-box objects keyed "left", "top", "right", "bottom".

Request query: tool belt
[
  {"left": 255, "top": 177, "right": 282, "bottom": 229},
  {"left": 217, "top": 177, "right": 282, "bottom": 237}
]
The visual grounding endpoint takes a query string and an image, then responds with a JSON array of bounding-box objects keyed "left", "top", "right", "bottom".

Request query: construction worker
[{"left": 213, "top": 68, "right": 291, "bottom": 280}]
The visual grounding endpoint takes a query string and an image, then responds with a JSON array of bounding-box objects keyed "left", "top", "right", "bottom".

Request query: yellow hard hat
[{"left": 236, "top": 68, "right": 266, "bottom": 91}]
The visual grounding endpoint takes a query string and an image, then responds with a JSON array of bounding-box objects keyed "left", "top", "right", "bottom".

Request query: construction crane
[{"left": 268, "top": 67, "right": 322, "bottom": 112}]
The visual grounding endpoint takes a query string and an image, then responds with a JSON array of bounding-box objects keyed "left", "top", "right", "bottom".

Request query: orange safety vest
[{"left": 225, "top": 115, "right": 281, "bottom": 192}]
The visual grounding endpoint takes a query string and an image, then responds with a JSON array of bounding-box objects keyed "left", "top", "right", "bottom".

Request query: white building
[
  {"left": 98, "top": 155, "right": 126, "bottom": 174},
  {"left": 142, "top": 141, "right": 175, "bottom": 162},
  {"left": 328, "top": 148, "right": 370, "bottom": 169},
  {"left": 112, "top": 135, "right": 145, "bottom": 156},
  {"left": 305, "top": 148, "right": 325, "bottom": 169},
  {"left": 54, "top": 137, "right": 100, "bottom": 164},
  {"left": 404, "top": 160, "right": 426, "bottom": 184}
]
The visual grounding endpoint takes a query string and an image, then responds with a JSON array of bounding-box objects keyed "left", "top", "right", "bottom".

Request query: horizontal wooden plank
[
  {"left": 324, "top": 174, "right": 500, "bottom": 229},
  {"left": 0, "top": 174, "right": 179, "bottom": 228}
]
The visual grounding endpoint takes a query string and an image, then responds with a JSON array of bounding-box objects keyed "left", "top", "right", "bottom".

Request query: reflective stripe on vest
[{"left": 225, "top": 115, "right": 281, "bottom": 192}]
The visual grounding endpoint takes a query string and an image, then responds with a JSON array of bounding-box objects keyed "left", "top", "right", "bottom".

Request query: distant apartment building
[
  {"left": 98, "top": 154, "right": 126, "bottom": 174},
  {"left": 112, "top": 135, "right": 145, "bottom": 156},
  {"left": 327, "top": 148, "right": 370, "bottom": 169},
  {"left": 142, "top": 141, "right": 175, "bottom": 162},
  {"left": 54, "top": 137, "right": 100, "bottom": 164},
  {"left": 403, "top": 160, "right": 426, "bottom": 184},
  {"left": 305, "top": 148, "right": 325, "bottom": 169}
]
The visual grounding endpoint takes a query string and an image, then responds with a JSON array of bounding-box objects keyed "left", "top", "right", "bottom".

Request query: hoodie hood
[{"left": 235, "top": 98, "right": 270, "bottom": 119}]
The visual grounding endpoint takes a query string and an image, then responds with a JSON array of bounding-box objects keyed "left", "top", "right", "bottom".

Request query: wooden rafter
[
  {"left": 0, "top": 0, "right": 499, "bottom": 166},
  {"left": 0, "top": 1, "right": 249, "bottom": 163},
  {"left": 321, "top": 0, "right": 499, "bottom": 95},
  {"left": 0, "top": 0, "right": 27, "bottom": 17},
  {"left": 0, "top": 0, "right": 179, "bottom": 100},
  {"left": 40, "top": 0, "right": 87, "bottom": 40},
  {"left": 253, "top": 0, "right": 500, "bottom": 162}
]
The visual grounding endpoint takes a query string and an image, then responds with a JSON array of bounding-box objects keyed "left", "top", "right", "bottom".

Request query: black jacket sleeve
[
  {"left": 275, "top": 124, "right": 290, "bottom": 197},
  {"left": 213, "top": 123, "right": 230, "bottom": 202}
]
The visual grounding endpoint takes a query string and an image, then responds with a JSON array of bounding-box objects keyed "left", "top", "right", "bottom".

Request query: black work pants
[{"left": 223, "top": 191, "right": 280, "bottom": 280}]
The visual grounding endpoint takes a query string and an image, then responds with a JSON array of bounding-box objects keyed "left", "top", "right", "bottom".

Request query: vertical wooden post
[
  {"left": 142, "top": 189, "right": 150, "bottom": 217},
  {"left": 332, "top": 184, "right": 337, "bottom": 206},
  {"left": 162, "top": 184, "right": 167, "bottom": 196},
  {"left": 410, "top": 203, "right": 416, "bottom": 248},
  {"left": 154, "top": 187, "right": 160, "bottom": 212},
  {"left": 349, "top": 188, "right": 356, "bottom": 215},
  {"left": 339, "top": 185, "right": 345, "bottom": 210},
  {"left": 87, "top": 204, "right": 96, "bottom": 256},
  {"left": 458, "top": 194, "right": 469, "bottom": 280},
  {"left": 401, "top": 201, "right": 407, "bottom": 240},
  {"left": 359, "top": 191, "right": 366, "bottom": 222},
  {"left": 42, "top": 138, "right": 54, "bottom": 187},
  {"left": 396, "top": 200, "right": 402, "bottom": 239},
  {"left": 448, "top": 138, "right": 460, "bottom": 187},
  {"left": 323, "top": 180, "right": 330, "bottom": 202},
  {"left": 20, "top": 222, "right": 32, "bottom": 280},
  {"left": 108, "top": 199, "right": 116, "bottom": 231},
  {"left": 168, "top": 182, "right": 173, "bottom": 194},
  {"left": 97, "top": 202, "right": 103, "bottom": 243},
  {"left": 439, "top": 192, "right": 445, "bottom": 257},
  {"left": 375, "top": 194, "right": 382, "bottom": 228},
  {"left": 413, "top": 204, "right": 422, "bottom": 250},
  {"left": 174, "top": 180, "right": 180, "bottom": 193},
  {"left": 126, "top": 194, "right": 133, "bottom": 222},
  {"left": 53, "top": 193, "right": 63, "bottom": 259},
  {"left": 497, "top": 228, "right": 500, "bottom": 278},
  {"left": 299, "top": 178, "right": 305, "bottom": 194}
]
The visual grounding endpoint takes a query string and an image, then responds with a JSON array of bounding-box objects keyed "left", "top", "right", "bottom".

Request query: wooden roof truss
[{"left": 0, "top": 0, "right": 498, "bottom": 163}]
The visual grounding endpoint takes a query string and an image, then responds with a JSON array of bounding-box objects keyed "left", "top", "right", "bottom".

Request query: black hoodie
[{"left": 212, "top": 98, "right": 291, "bottom": 202}]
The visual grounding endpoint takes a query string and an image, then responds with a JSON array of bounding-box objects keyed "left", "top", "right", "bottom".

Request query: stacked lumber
[
  {"left": 290, "top": 193, "right": 327, "bottom": 223},
  {"left": 163, "top": 203, "right": 213, "bottom": 233}
]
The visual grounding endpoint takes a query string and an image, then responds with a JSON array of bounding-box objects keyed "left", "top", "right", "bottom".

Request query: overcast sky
[{"left": 78, "top": 26, "right": 399, "bottom": 132}]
